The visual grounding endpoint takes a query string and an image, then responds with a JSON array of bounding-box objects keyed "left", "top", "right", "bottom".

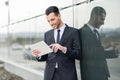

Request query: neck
[
  {"left": 88, "top": 20, "right": 95, "bottom": 28},
  {"left": 58, "top": 21, "right": 64, "bottom": 29}
]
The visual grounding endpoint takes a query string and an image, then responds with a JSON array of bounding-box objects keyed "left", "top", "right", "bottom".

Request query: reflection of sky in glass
[
  {"left": 76, "top": 0, "right": 120, "bottom": 29},
  {"left": 0, "top": 0, "right": 120, "bottom": 33}
]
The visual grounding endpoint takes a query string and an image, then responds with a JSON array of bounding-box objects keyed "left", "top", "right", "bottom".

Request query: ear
[
  {"left": 57, "top": 14, "right": 61, "bottom": 20},
  {"left": 92, "top": 15, "right": 97, "bottom": 22},
  {"left": 57, "top": 13, "right": 60, "bottom": 17}
]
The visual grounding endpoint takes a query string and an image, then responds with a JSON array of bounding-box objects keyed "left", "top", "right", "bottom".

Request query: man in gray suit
[
  {"left": 79, "top": 6, "right": 118, "bottom": 80},
  {"left": 32, "top": 6, "right": 81, "bottom": 80}
]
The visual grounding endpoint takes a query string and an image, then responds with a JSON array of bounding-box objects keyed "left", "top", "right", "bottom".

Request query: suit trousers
[{"left": 52, "top": 68, "right": 61, "bottom": 80}]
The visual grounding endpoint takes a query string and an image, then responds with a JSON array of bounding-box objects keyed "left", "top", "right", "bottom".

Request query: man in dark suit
[
  {"left": 79, "top": 6, "right": 118, "bottom": 80},
  {"left": 32, "top": 6, "right": 81, "bottom": 80}
]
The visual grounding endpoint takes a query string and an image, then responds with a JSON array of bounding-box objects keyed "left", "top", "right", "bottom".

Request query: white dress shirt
[
  {"left": 54, "top": 24, "right": 66, "bottom": 68},
  {"left": 87, "top": 23, "right": 99, "bottom": 39},
  {"left": 54, "top": 24, "right": 66, "bottom": 43}
]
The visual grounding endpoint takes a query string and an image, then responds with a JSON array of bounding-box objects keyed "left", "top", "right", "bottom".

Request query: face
[
  {"left": 46, "top": 12, "right": 61, "bottom": 29},
  {"left": 94, "top": 13, "right": 106, "bottom": 28}
]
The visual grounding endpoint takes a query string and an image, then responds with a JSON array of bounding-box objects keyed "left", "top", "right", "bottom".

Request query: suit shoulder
[
  {"left": 79, "top": 24, "right": 89, "bottom": 32},
  {"left": 45, "top": 29, "right": 53, "bottom": 34},
  {"left": 67, "top": 26, "right": 79, "bottom": 32}
]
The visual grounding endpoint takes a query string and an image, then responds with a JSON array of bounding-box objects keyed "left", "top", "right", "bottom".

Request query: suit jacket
[
  {"left": 37, "top": 24, "right": 81, "bottom": 80},
  {"left": 79, "top": 24, "right": 117, "bottom": 80}
]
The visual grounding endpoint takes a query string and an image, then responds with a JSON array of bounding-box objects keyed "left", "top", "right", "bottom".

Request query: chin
[
  {"left": 52, "top": 26, "right": 57, "bottom": 29},
  {"left": 96, "top": 27, "right": 99, "bottom": 29},
  {"left": 96, "top": 26, "right": 100, "bottom": 29}
]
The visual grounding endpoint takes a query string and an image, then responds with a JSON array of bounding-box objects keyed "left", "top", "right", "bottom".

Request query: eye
[{"left": 51, "top": 18, "right": 55, "bottom": 21}]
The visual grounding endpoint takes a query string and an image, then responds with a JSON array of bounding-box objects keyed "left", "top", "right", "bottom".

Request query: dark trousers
[{"left": 52, "top": 68, "right": 61, "bottom": 80}]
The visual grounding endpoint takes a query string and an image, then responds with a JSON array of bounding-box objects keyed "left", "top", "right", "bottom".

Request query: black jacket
[
  {"left": 79, "top": 24, "right": 117, "bottom": 80},
  {"left": 37, "top": 24, "right": 81, "bottom": 80}
]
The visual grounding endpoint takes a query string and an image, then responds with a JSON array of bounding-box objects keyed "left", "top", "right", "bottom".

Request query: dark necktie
[
  {"left": 57, "top": 29, "right": 60, "bottom": 43},
  {"left": 94, "top": 29, "right": 100, "bottom": 40},
  {"left": 55, "top": 30, "right": 60, "bottom": 68}
]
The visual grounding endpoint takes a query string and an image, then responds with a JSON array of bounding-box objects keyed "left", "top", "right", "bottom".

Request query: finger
[
  {"left": 32, "top": 49, "right": 37, "bottom": 54},
  {"left": 32, "top": 49, "right": 40, "bottom": 55},
  {"left": 54, "top": 46, "right": 59, "bottom": 53},
  {"left": 52, "top": 45, "right": 56, "bottom": 51},
  {"left": 49, "top": 44, "right": 53, "bottom": 48}
]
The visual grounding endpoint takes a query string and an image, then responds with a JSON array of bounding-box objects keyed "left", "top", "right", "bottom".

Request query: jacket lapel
[
  {"left": 85, "top": 24, "right": 101, "bottom": 45},
  {"left": 49, "top": 29, "right": 55, "bottom": 44},
  {"left": 60, "top": 25, "right": 69, "bottom": 44}
]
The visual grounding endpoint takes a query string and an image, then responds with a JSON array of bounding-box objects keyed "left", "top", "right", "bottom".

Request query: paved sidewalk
[{"left": 0, "top": 67, "right": 24, "bottom": 80}]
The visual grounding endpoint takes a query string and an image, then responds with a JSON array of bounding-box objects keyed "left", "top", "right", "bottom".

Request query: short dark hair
[
  {"left": 90, "top": 6, "right": 106, "bottom": 18},
  {"left": 45, "top": 6, "right": 60, "bottom": 15}
]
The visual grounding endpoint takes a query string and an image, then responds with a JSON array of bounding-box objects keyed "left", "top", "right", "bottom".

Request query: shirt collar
[
  {"left": 87, "top": 23, "right": 100, "bottom": 35},
  {"left": 87, "top": 23, "right": 94, "bottom": 31},
  {"left": 54, "top": 24, "right": 66, "bottom": 32}
]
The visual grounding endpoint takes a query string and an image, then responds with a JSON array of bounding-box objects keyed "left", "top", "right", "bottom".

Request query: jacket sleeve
[
  {"left": 36, "top": 54, "right": 48, "bottom": 61},
  {"left": 65, "top": 29, "right": 81, "bottom": 60}
]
